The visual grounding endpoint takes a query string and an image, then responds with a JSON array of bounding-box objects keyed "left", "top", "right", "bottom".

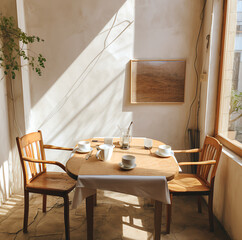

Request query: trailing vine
[
  {"left": 230, "top": 90, "right": 242, "bottom": 123},
  {"left": 0, "top": 14, "right": 46, "bottom": 80}
]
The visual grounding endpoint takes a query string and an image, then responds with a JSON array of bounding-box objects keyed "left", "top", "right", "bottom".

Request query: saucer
[
  {"left": 119, "top": 162, "right": 136, "bottom": 170},
  {"left": 78, "top": 147, "right": 93, "bottom": 153},
  {"left": 155, "top": 150, "right": 172, "bottom": 158}
]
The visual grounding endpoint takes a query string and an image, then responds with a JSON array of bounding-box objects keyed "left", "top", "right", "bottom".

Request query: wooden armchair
[
  {"left": 166, "top": 136, "right": 222, "bottom": 234},
  {"left": 16, "top": 130, "right": 76, "bottom": 240}
]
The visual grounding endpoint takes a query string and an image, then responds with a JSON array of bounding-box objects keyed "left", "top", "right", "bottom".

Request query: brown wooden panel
[{"left": 130, "top": 60, "right": 186, "bottom": 103}]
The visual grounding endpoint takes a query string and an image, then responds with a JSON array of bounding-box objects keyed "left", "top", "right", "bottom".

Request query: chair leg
[
  {"left": 94, "top": 193, "right": 97, "bottom": 206},
  {"left": 154, "top": 200, "right": 162, "bottom": 240},
  {"left": 23, "top": 190, "right": 29, "bottom": 233},
  {"left": 197, "top": 196, "right": 202, "bottom": 213},
  {"left": 208, "top": 192, "right": 214, "bottom": 232},
  {"left": 43, "top": 194, "right": 47, "bottom": 213},
  {"left": 63, "top": 194, "right": 70, "bottom": 240},
  {"left": 166, "top": 193, "right": 172, "bottom": 234}
]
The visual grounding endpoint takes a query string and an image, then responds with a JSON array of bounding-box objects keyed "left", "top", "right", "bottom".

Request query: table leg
[
  {"left": 86, "top": 194, "right": 94, "bottom": 240},
  {"left": 154, "top": 200, "right": 162, "bottom": 240}
]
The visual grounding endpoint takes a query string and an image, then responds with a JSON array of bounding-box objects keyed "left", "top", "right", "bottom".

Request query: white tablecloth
[
  {"left": 70, "top": 138, "right": 181, "bottom": 209},
  {"left": 72, "top": 175, "right": 170, "bottom": 209}
]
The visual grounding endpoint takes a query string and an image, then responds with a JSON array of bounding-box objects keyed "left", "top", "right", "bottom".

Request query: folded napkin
[
  {"left": 171, "top": 152, "right": 182, "bottom": 172},
  {"left": 72, "top": 175, "right": 170, "bottom": 209}
]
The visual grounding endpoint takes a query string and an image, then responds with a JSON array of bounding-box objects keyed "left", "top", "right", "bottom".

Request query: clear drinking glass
[
  {"left": 120, "top": 128, "right": 131, "bottom": 149},
  {"left": 144, "top": 138, "right": 153, "bottom": 149}
]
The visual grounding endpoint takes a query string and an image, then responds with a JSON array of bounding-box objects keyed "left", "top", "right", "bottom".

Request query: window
[{"left": 216, "top": 0, "right": 242, "bottom": 157}]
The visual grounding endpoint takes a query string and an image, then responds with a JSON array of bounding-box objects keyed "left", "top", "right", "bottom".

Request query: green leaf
[{"left": 0, "top": 14, "right": 46, "bottom": 79}]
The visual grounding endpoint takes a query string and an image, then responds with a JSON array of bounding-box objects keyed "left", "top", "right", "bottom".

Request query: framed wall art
[{"left": 130, "top": 60, "right": 186, "bottom": 103}]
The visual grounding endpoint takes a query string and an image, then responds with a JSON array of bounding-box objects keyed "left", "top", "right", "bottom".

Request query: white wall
[
  {"left": 0, "top": 71, "right": 11, "bottom": 204},
  {"left": 0, "top": 0, "right": 15, "bottom": 204},
  {"left": 21, "top": 0, "right": 132, "bottom": 165},
  {"left": 1, "top": 1, "right": 241, "bottom": 239},
  {"left": 214, "top": 150, "right": 242, "bottom": 240},
  {"left": 128, "top": 0, "right": 204, "bottom": 148},
  {"left": 199, "top": 1, "right": 242, "bottom": 239},
  {"left": 20, "top": 0, "right": 204, "bottom": 167},
  {"left": 0, "top": 0, "right": 26, "bottom": 204}
]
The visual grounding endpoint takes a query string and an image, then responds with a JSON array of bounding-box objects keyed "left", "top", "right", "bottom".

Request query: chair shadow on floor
[
  {"left": 0, "top": 193, "right": 71, "bottom": 240},
  {"left": 0, "top": 191, "right": 230, "bottom": 240},
  {"left": 72, "top": 190, "right": 230, "bottom": 240}
]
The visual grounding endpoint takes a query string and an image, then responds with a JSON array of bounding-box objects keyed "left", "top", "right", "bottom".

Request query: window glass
[{"left": 218, "top": 0, "right": 242, "bottom": 144}]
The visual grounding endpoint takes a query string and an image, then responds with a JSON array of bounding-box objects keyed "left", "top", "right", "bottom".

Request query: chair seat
[
  {"left": 26, "top": 172, "right": 76, "bottom": 194},
  {"left": 168, "top": 173, "right": 210, "bottom": 193}
]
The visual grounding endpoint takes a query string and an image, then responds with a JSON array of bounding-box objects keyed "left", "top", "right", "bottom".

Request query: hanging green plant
[
  {"left": 229, "top": 90, "right": 242, "bottom": 123},
  {"left": 0, "top": 14, "right": 46, "bottom": 80}
]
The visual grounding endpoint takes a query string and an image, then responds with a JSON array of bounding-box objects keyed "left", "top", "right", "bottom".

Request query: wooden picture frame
[{"left": 130, "top": 60, "right": 186, "bottom": 103}]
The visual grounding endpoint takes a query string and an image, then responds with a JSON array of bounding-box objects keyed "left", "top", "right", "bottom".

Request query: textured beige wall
[
  {"left": 214, "top": 150, "right": 242, "bottom": 240},
  {"left": 199, "top": 1, "right": 242, "bottom": 239},
  {"left": 199, "top": 0, "right": 223, "bottom": 142},
  {"left": 0, "top": 1, "right": 241, "bottom": 239},
  {"left": 20, "top": 0, "right": 204, "bottom": 168},
  {"left": 127, "top": 0, "right": 204, "bottom": 149},
  {"left": 0, "top": 64, "right": 11, "bottom": 204},
  {"left": 0, "top": 0, "right": 24, "bottom": 204}
]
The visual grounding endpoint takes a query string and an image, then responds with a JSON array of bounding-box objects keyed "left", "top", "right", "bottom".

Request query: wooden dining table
[{"left": 66, "top": 138, "right": 179, "bottom": 240}]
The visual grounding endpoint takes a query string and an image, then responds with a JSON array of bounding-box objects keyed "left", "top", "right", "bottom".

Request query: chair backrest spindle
[
  {"left": 16, "top": 131, "right": 47, "bottom": 186},
  {"left": 196, "top": 136, "right": 222, "bottom": 187}
]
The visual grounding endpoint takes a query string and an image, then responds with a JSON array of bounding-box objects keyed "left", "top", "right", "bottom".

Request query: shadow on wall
[
  {"left": 22, "top": 0, "right": 203, "bottom": 159},
  {"left": 46, "top": 70, "right": 127, "bottom": 144},
  {"left": 22, "top": 0, "right": 134, "bottom": 154},
  {"left": 120, "top": 0, "right": 204, "bottom": 152},
  {"left": 24, "top": 0, "right": 126, "bottom": 106}
]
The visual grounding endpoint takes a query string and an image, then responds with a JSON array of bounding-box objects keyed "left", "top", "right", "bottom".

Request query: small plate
[
  {"left": 119, "top": 162, "right": 136, "bottom": 170},
  {"left": 77, "top": 147, "right": 93, "bottom": 153},
  {"left": 155, "top": 150, "right": 172, "bottom": 158}
]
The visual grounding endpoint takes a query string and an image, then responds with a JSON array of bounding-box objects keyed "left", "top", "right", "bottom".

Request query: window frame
[{"left": 215, "top": 0, "right": 242, "bottom": 157}]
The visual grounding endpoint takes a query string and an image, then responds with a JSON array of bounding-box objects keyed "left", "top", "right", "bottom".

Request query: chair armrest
[
  {"left": 173, "top": 148, "right": 202, "bottom": 154},
  {"left": 43, "top": 145, "right": 83, "bottom": 154},
  {"left": 178, "top": 160, "right": 216, "bottom": 166},
  {"left": 22, "top": 156, "right": 66, "bottom": 171},
  {"left": 43, "top": 144, "right": 73, "bottom": 151}
]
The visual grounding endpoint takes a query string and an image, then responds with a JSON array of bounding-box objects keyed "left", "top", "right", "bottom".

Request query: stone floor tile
[
  {"left": 0, "top": 191, "right": 231, "bottom": 240},
  {"left": 0, "top": 232, "right": 16, "bottom": 240},
  {"left": 0, "top": 206, "right": 37, "bottom": 234}
]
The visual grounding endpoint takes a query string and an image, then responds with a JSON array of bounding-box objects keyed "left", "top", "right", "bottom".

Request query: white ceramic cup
[
  {"left": 78, "top": 141, "right": 90, "bottom": 151},
  {"left": 96, "top": 144, "right": 114, "bottom": 161},
  {"left": 158, "top": 145, "right": 171, "bottom": 156},
  {"left": 122, "top": 155, "right": 136, "bottom": 168}
]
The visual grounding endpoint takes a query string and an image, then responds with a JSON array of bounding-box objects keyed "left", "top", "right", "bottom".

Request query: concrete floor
[{"left": 0, "top": 190, "right": 230, "bottom": 240}]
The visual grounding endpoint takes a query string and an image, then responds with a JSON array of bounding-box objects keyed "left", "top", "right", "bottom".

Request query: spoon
[{"left": 85, "top": 150, "right": 93, "bottom": 160}]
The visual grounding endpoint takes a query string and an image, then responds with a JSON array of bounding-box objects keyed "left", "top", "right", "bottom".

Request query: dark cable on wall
[{"left": 185, "top": 0, "right": 207, "bottom": 145}]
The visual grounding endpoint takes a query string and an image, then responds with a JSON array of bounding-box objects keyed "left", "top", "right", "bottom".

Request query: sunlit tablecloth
[{"left": 72, "top": 175, "right": 170, "bottom": 208}]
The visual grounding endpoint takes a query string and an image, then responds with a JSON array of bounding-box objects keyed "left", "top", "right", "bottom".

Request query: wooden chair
[
  {"left": 166, "top": 136, "right": 222, "bottom": 234},
  {"left": 16, "top": 130, "right": 77, "bottom": 240}
]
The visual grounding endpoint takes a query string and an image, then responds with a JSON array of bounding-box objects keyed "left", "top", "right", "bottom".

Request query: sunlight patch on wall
[
  {"left": 27, "top": 0, "right": 134, "bottom": 148},
  {"left": 0, "top": 160, "right": 9, "bottom": 204}
]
